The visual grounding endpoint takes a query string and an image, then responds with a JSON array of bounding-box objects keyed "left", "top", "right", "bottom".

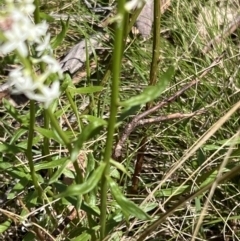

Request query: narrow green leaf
[
  {"left": 22, "top": 231, "right": 35, "bottom": 241},
  {"left": 85, "top": 153, "right": 96, "bottom": 179},
  {"left": 7, "top": 177, "right": 29, "bottom": 200},
  {"left": 49, "top": 159, "right": 71, "bottom": 184},
  {"left": 9, "top": 128, "right": 28, "bottom": 145},
  {"left": 70, "top": 121, "right": 105, "bottom": 162},
  {"left": 197, "top": 148, "right": 206, "bottom": 166},
  {"left": 35, "top": 127, "right": 64, "bottom": 145},
  {"left": 200, "top": 168, "right": 229, "bottom": 188},
  {"left": 71, "top": 233, "right": 91, "bottom": 241},
  {"left": 34, "top": 127, "right": 57, "bottom": 139},
  {"left": 117, "top": 105, "right": 141, "bottom": 123},
  {"left": 56, "top": 162, "right": 106, "bottom": 198},
  {"left": 155, "top": 185, "right": 189, "bottom": 197},
  {"left": 51, "top": 18, "right": 69, "bottom": 49},
  {"left": 216, "top": 137, "right": 240, "bottom": 146},
  {"left": 39, "top": 12, "right": 55, "bottom": 22},
  {"left": 119, "top": 66, "right": 174, "bottom": 107},
  {"left": 69, "top": 86, "right": 103, "bottom": 94},
  {"left": 107, "top": 176, "right": 150, "bottom": 220},
  {"left": 0, "top": 219, "right": 11, "bottom": 233},
  {"left": 3, "top": 98, "right": 29, "bottom": 124},
  {"left": 110, "top": 159, "right": 130, "bottom": 177},
  {"left": 0, "top": 143, "right": 24, "bottom": 154},
  {"left": 35, "top": 157, "right": 68, "bottom": 171},
  {"left": 0, "top": 162, "right": 12, "bottom": 170},
  {"left": 16, "top": 136, "right": 42, "bottom": 151},
  {"left": 62, "top": 74, "right": 74, "bottom": 92},
  {"left": 230, "top": 146, "right": 240, "bottom": 159}
]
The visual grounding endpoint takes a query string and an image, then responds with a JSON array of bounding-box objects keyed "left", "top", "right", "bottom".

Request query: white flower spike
[{"left": 1, "top": 0, "right": 62, "bottom": 109}]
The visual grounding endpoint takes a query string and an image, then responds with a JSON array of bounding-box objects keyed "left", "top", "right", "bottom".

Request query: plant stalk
[
  {"left": 99, "top": 1, "right": 126, "bottom": 239},
  {"left": 27, "top": 100, "right": 42, "bottom": 197}
]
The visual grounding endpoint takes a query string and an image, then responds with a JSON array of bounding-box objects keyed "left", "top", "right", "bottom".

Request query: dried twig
[
  {"left": 113, "top": 52, "right": 226, "bottom": 160},
  {"left": 137, "top": 108, "right": 206, "bottom": 126}
]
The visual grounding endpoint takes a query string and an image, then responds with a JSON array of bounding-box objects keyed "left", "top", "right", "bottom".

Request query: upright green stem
[
  {"left": 33, "top": 0, "right": 40, "bottom": 23},
  {"left": 146, "top": 0, "right": 161, "bottom": 112},
  {"left": 33, "top": 0, "right": 50, "bottom": 164},
  {"left": 27, "top": 100, "right": 42, "bottom": 197},
  {"left": 82, "top": 3, "right": 143, "bottom": 116},
  {"left": 149, "top": 0, "right": 161, "bottom": 87},
  {"left": 24, "top": 1, "right": 43, "bottom": 198},
  {"left": 100, "top": 1, "right": 126, "bottom": 239}
]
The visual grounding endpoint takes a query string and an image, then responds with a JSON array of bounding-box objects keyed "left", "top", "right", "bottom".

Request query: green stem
[
  {"left": 99, "top": 1, "right": 126, "bottom": 239},
  {"left": 65, "top": 89, "right": 83, "bottom": 131},
  {"left": 26, "top": 100, "right": 42, "bottom": 197},
  {"left": 33, "top": 0, "right": 50, "bottom": 167},
  {"left": 18, "top": 0, "right": 46, "bottom": 204},
  {"left": 82, "top": 2, "right": 143, "bottom": 116},
  {"left": 149, "top": 0, "right": 161, "bottom": 87},
  {"left": 33, "top": 0, "right": 40, "bottom": 24}
]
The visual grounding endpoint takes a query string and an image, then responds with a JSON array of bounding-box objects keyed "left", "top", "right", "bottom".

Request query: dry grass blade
[{"left": 191, "top": 130, "right": 240, "bottom": 241}]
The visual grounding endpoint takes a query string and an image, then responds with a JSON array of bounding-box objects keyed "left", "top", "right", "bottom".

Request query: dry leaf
[{"left": 60, "top": 34, "right": 102, "bottom": 74}]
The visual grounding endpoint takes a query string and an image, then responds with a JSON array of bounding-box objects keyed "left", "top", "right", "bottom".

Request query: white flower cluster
[
  {"left": 0, "top": 0, "right": 62, "bottom": 109},
  {"left": 125, "top": 0, "right": 147, "bottom": 12}
]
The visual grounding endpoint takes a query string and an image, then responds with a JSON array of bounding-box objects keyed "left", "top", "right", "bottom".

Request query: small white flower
[
  {"left": 36, "top": 33, "right": 52, "bottom": 56},
  {"left": 8, "top": 68, "right": 38, "bottom": 96},
  {"left": 0, "top": 10, "right": 31, "bottom": 56},
  {"left": 0, "top": 10, "right": 49, "bottom": 56},
  {"left": 0, "top": 12, "right": 30, "bottom": 56},
  {"left": 0, "top": 37, "right": 28, "bottom": 57},
  {"left": 8, "top": 67, "right": 60, "bottom": 109},
  {"left": 38, "top": 81, "right": 60, "bottom": 109},
  {"left": 41, "top": 55, "right": 63, "bottom": 78},
  {"left": 29, "top": 21, "right": 49, "bottom": 43},
  {"left": 18, "top": 0, "right": 35, "bottom": 15},
  {"left": 125, "top": 0, "right": 146, "bottom": 11}
]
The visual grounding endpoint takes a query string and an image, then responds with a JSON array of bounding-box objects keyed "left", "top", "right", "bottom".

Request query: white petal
[
  {"left": 37, "top": 81, "right": 60, "bottom": 108},
  {"left": 41, "top": 55, "right": 63, "bottom": 78},
  {"left": 36, "top": 33, "right": 51, "bottom": 55},
  {"left": 125, "top": 0, "right": 146, "bottom": 11}
]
